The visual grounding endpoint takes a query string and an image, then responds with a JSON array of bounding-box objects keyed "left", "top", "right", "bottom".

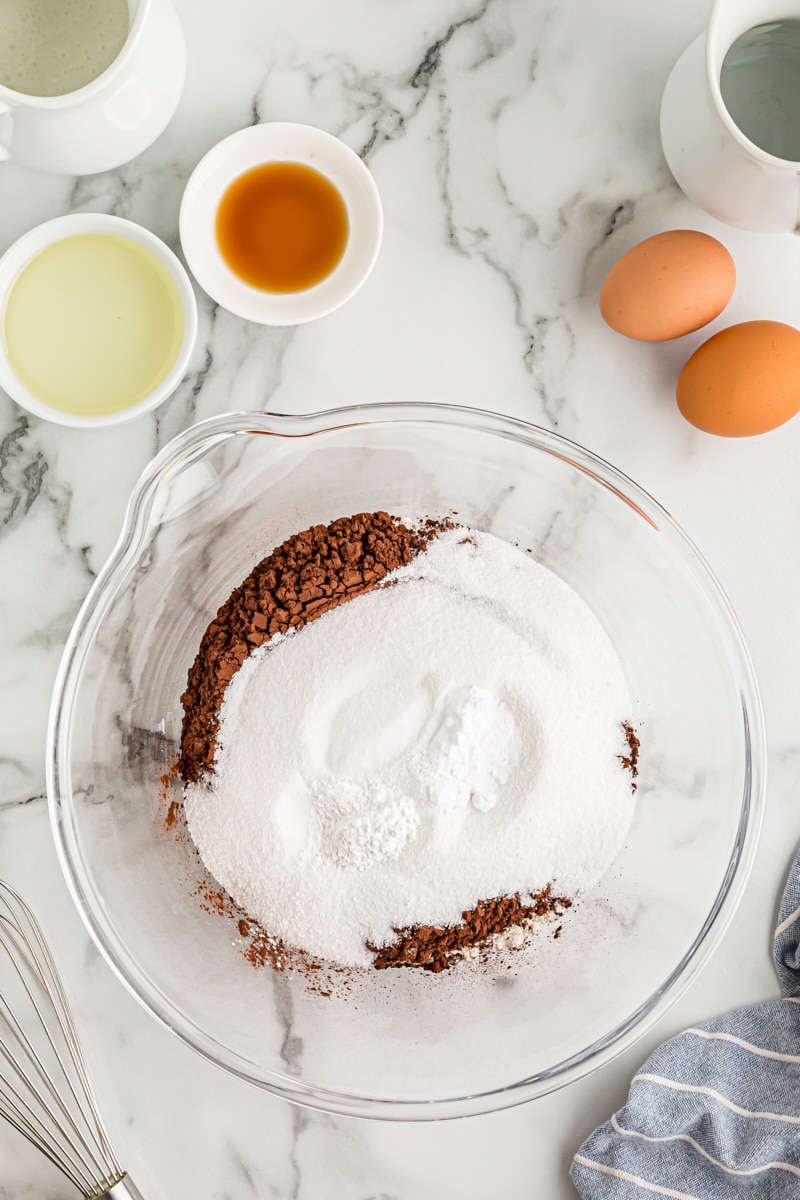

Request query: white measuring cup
[
  {"left": 0, "top": 0, "right": 185, "bottom": 175},
  {"left": 660, "top": 0, "right": 800, "bottom": 232}
]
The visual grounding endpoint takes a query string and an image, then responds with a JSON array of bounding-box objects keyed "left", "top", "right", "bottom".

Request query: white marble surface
[{"left": 1, "top": 0, "right": 799, "bottom": 1196}]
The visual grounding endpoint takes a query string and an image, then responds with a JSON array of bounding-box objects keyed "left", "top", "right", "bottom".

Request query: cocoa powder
[
  {"left": 368, "top": 887, "right": 572, "bottom": 973},
  {"left": 620, "top": 720, "right": 640, "bottom": 789},
  {"left": 178, "top": 512, "right": 438, "bottom": 784},
  {"left": 196, "top": 878, "right": 294, "bottom": 973}
]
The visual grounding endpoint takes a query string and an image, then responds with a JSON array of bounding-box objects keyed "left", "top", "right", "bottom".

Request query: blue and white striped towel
[{"left": 571, "top": 848, "right": 800, "bottom": 1198}]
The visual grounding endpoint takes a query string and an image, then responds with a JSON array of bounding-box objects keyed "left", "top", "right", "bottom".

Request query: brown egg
[
  {"left": 600, "top": 230, "right": 735, "bottom": 341},
  {"left": 677, "top": 321, "right": 800, "bottom": 437}
]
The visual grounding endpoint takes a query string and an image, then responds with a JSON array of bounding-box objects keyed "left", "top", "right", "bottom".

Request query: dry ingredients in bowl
[{"left": 178, "top": 512, "right": 638, "bottom": 973}]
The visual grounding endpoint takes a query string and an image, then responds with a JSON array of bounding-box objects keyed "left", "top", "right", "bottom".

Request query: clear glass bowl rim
[{"left": 46, "top": 402, "right": 767, "bottom": 1120}]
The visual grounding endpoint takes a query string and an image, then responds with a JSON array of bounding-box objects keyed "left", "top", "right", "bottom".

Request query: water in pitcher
[{"left": 720, "top": 18, "right": 800, "bottom": 160}]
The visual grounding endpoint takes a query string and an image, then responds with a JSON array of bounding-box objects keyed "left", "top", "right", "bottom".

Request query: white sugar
[{"left": 184, "top": 527, "right": 636, "bottom": 967}]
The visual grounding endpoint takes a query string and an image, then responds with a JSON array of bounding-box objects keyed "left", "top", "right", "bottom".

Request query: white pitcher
[
  {"left": 0, "top": 0, "right": 185, "bottom": 175},
  {"left": 660, "top": 0, "right": 800, "bottom": 233}
]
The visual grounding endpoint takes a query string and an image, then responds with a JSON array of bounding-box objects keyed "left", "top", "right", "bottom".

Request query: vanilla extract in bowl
[
  {"left": 179, "top": 123, "right": 382, "bottom": 323},
  {"left": 215, "top": 161, "right": 350, "bottom": 293}
]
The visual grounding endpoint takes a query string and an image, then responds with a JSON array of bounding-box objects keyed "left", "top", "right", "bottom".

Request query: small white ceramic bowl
[
  {"left": 179, "top": 123, "right": 383, "bottom": 325},
  {"left": 0, "top": 213, "right": 198, "bottom": 428}
]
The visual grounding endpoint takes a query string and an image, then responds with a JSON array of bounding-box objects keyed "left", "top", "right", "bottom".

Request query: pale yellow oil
[
  {"left": 3, "top": 233, "right": 184, "bottom": 417},
  {"left": 0, "top": 0, "right": 129, "bottom": 97}
]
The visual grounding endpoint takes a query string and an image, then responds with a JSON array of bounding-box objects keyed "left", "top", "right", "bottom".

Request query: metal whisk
[{"left": 0, "top": 881, "right": 144, "bottom": 1200}]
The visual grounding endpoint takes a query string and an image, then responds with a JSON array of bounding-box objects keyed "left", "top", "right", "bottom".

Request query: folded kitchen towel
[{"left": 571, "top": 848, "right": 800, "bottom": 1199}]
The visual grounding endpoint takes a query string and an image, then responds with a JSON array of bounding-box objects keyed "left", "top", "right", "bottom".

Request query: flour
[{"left": 184, "top": 526, "right": 636, "bottom": 968}]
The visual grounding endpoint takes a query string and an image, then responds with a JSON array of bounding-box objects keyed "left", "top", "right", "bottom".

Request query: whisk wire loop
[
  {"left": 0, "top": 882, "right": 126, "bottom": 1199},
  {"left": 0, "top": 1024, "right": 96, "bottom": 1193},
  {"left": 9, "top": 908, "right": 118, "bottom": 1164}
]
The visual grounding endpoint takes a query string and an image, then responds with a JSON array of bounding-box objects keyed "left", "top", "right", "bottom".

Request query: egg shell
[
  {"left": 677, "top": 320, "right": 800, "bottom": 437},
  {"left": 599, "top": 230, "right": 736, "bottom": 342}
]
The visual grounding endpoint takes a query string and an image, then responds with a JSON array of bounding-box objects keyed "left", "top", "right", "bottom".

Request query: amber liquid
[{"left": 215, "top": 161, "right": 350, "bottom": 293}]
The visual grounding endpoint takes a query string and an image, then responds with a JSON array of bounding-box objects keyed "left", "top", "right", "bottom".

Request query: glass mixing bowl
[{"left": 47, "top": 404, "right": 765, "bottom": 1119}]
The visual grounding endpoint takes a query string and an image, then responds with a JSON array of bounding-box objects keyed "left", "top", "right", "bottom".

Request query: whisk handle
[{"left": 102, "top": 1176, "right": 146, "bottom": 1200}]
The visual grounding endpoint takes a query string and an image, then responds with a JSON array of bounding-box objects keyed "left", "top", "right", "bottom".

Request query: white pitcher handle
[{"left": 0, "top": 101, "right": 12, "bottom": 160}]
